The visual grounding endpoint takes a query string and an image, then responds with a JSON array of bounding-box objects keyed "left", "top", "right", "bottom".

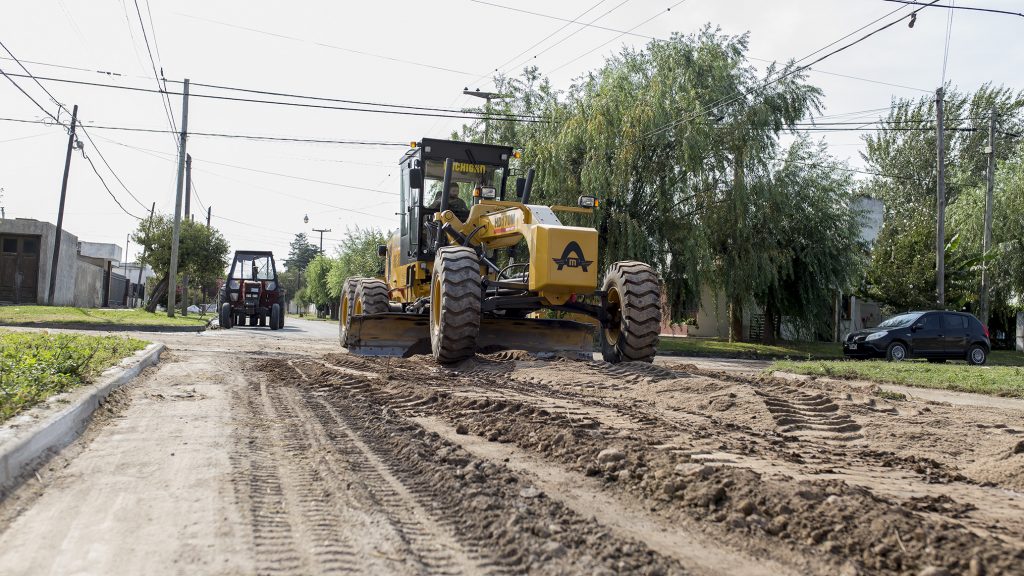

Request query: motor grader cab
[
  {"left": 218, "top": 250, "right": 285, "bottom": 330},
  {"left": 339, "top": 138, "right": 662, "bottom": 363}
]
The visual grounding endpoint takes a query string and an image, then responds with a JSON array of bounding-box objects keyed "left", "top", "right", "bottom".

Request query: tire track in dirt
[
  {"left": 755, "top": 387, "right": 864, "bottom": 444},
  {"left": 264, "top": 359, "right": 690, "bottom": 575},
  {"left": 307, "top": 353, "right": 1024, "bottom": 575}
]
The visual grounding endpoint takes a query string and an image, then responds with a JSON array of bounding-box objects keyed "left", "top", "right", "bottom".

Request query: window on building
[{"left": 2, "top": 239, "right": 17, "bottom": 253}]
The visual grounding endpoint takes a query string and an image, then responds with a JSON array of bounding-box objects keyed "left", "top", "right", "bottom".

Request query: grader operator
[{"left": 339, "top": 138, "right": 661, "bottom": 364}]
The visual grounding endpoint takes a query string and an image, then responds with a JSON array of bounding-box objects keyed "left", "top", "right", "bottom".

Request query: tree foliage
[
  {"left": 326, "top": 228, "right": 387, "bottom": 300},
  {"left": 458, "top": 26, "right": 859, "bottom": 340},
  {"left": 131, "top": 215, "right": 230, "bottom": 312},
  {"left": 284, "top": 233, "right": 319, "bottom": 272},
  {"left": 862, "top": 84, "right": 1024, "bottom": 322}
]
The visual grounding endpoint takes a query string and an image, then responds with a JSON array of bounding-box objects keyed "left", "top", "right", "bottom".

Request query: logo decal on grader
[{"left": 553, "top": 241, "right": 593, "bottom": 272}]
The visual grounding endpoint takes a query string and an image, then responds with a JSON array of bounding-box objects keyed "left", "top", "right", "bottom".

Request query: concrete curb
[
  {"left": 0, "top": 321, "right": 210, "bottom": 333},
  {"left": 0, "top": 341, "right": 165, "bottom": 496}
]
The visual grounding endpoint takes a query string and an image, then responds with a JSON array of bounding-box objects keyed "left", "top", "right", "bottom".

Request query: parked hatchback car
[{"left": 843, "top": 310, "right": 991, "bottom": 365}]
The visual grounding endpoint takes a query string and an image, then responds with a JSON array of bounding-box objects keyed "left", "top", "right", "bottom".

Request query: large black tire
[
  {"left": 219, "top": 302, "right": 232, "bottom": 329},
  {"left": 886, "top": 341, "right": 908, "bottom": 362},
  {"left": 270, "top": 303, "right": 281, "bottom": 331},
  {"left": 338, "top": 277, "right": 363, "bottom": 347},
  {"left": 966, "top": 344, "right": 987, "bottom": 366},
  {"left": 430, "top": 247, "right": 481, "bottom": 363},
  {"left": 600, "top": 261, "right": 661, "bottom": 363},
  {"left": 278, "top": 307, "right": 285, "bottom": 329},
  {"left": 355, "top": 279, "right": 390, "bottom": 317}
]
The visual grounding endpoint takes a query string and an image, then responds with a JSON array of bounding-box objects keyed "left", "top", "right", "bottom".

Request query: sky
[{"left": 1, "top": 0, "right": 1022, "bottom": 267}]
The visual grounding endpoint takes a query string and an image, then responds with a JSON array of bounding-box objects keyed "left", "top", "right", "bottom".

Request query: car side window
[
  {"left": 917, "top": 314, "right": 937, "bottom": 331},
  {"left": 943, "top": 313, "right": 964, "bottom": 333}
]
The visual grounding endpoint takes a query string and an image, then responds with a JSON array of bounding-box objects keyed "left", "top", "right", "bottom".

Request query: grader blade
[{"left": 344, "top": 314, "right": 595, "bottom": 359}]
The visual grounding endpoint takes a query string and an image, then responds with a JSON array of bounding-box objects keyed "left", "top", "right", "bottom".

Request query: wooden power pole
[
  {"left": 935, "top": 88, "right": 946, "bottom": 308},
  {"left": 48, "top": 104, "right": 78, "bottom": 306},
  {"left": 980, "top": 107, "right": 997, "bottom": 326},
  {"left": 167, "top": 79, "right": 189, "bottom": 317}
]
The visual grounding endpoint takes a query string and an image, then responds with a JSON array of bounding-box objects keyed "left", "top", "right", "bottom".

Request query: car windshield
[
  {"left": 877, "top": 313, "right": 922, "bottom": 328},
  {"left": 230, "top": 255, "right": 274, "bottom": 280}
]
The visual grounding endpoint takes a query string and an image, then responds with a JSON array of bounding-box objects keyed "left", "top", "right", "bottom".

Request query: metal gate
[
  {"left": 0, "top": 235, "right": 40, "bottom": 304},
  {"left": 108, "top": 272, "right": 128, "bottom": 307}
]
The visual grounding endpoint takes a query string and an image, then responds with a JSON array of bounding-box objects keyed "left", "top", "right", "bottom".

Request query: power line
[
  {"left": 0, "top": 116, "right": 411, "bottom": 145},
  {"left": 502, "top": 0, "right": 633, "bottom": 79},
  {"left": 80, "top": 150, "right": 144, "bottom": 220},
  {"left": 165, "top": 79, "right": 544, "bottom": 120},
  {"left": 645, "top": 1, "right": 939, "bottom": 139},
  {"left": 132, "top": 0, "right": 178, "bottom": 145},
  {"left": 472, "top": 0, "right": 613, "bottom": 86},
  {"left": 940, "top": 0, "right": 954, "bottom": 85},
  {"left": 176, "top": 12, "right": 481, "bottom": 77},
  {"left": 4, "top": 72, "right": 549, "bottom": 122},
  {"left": 1, "top": 41, "right": 152, "bottom": 212},
  {"left": 549, "top": 0, "right": 689, "bottom": 75},
  {"left": 882, "top": 0, "right": 1024, "bottom": 18}
]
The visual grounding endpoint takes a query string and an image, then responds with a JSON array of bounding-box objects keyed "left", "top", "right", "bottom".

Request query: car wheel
[
  {"left": 967, "top": 344, "right": 987, "bottom": 366},
  {"left": 886, "top": 342, "right": 907, "bottom": 362}
]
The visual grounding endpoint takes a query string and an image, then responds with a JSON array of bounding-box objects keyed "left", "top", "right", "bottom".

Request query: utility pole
[
  {"left": 48, "top": 104, "right": 78, "bottom": 306},
  {"left": 168, "top": 79, "right": 189, "bottom": 317},
  {"left": 184, "top": 154, "right": 192, "bottom": 221},
  {"left": 935, "top": 87, "right": 946, "bottom": 309},
  {"left": 137, "top": 201, "right": 155, "bottom": 308},
  {"left": 980, "top": 107, "right": 997, "bottom": 326},
  {"left": 206, "top": 206, "right": 211, "bottom": 228},
  {"left": 312, "top": 228, "right": 331, "bottom": 253},
  {"left": 181, "top": 153, "right": 192, "bottom": 315}
]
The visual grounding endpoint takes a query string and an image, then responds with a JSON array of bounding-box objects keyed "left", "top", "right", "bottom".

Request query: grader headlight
[{"left": 578, "top": 195, "right": 597, "bottom": 208}]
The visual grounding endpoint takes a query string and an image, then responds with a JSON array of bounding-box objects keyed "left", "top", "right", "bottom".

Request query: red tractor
[{"left": 218, "top": 251, "right": 285, "bottom": 330}]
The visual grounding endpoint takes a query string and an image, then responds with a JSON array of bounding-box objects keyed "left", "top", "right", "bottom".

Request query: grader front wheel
[
  {"left": 339, "top": 277, "right": 389, "bottom": 348},
  {"left": 601, "top": 261, "right": 661, "bottom": 363},
  {"left": 430, "top": 246, "right": 482, "bottom": 363}
]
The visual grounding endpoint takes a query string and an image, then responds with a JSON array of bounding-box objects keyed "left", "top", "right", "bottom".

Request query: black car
[{"left": 843, "top": 310, "right": 991, "bottom": 365}]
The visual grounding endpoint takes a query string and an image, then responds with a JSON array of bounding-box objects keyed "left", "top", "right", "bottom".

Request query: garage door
[{"left": 0, "top": 235, "right": 40, "bottom": 304}]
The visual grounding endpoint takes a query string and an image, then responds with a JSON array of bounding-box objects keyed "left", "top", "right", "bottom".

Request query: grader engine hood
[{"left": 529, "top": 225, "right": 598, "bottom": 305}]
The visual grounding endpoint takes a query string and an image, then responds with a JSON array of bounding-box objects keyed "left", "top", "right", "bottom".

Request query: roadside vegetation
[
  {"left": 770, "top": 357, "right": 1024, "bottom": 398},
  {"left": 0, "top": 306, "right": 209, "bottom": 328},
  {"left": 0, "top": 331, "right": 148, "bottom": 421},
  {"left": 659, "top": 337, "right": 843, "bottom": 360}
]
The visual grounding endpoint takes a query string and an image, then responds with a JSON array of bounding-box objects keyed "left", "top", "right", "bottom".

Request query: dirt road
[{"left": 1, "top": 318, "right": 1022, "bottom": 575}]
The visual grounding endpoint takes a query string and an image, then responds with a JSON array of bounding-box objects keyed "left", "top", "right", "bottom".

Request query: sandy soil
[{"left": 0, "top": 320, "right": 1021, "bottom": 575}]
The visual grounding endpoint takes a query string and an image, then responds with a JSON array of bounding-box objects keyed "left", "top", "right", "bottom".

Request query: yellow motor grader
[{"left": 338, "top": 138, "right": 661, "bottom": 363}]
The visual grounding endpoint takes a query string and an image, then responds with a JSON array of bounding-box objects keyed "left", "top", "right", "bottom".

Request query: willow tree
[{"left": 461, "top": 26, "right": 828, "bottom": 340}]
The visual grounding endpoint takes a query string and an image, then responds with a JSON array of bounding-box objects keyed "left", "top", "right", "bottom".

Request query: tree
[
  {"left": 284, "top": 233, "right": 319, "bottom": 271},
  {"left": 862, "top": 84, "right": 1024, "bottom": 312},
  {"left": 750, "top": 138, "right": 865, "bottom": 342},
  {"left": 303, "top": 254, "right": 335, "bottom": 318},
  {"left": 326, "top": 228, "right": 387, "bottom": 301},
  {"left": 459, "top": 26, "right": 830, "bottom": 340},
  {"left": 131, "top": 215, "right": 230, "bottom": 312}
]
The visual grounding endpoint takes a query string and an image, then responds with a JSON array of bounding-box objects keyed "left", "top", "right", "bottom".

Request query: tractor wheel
[
  {"left": 430, "top": 246, "right": 481, "bottom": 363},
  {"left": 338, "top": 277, "right": 363, "bottom": 347},
  {"left": 219, "top": 303, "right": 232, "bottom": 329},
  {"left": 270, "top": 303, "right": 281, "bottom": 330},
  {"left": 600, "top": 261, "right": 661, "bottom": 363},
  {"left": 257, "top": 314, "right": 265, "bottom": 327},
  {"left": 278, "top": 307, "right": 285, "bottom": 329},
  {"left": 236, "top": 313, "right": 246, "bottom": 327}
]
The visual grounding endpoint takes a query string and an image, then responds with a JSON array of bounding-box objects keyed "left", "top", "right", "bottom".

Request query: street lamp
[
  {"left": 463, "top": 88, "right": 510, "bottom": 144},
  {"left": 303, "top": 214, "right": 309, "bottom": 224}
]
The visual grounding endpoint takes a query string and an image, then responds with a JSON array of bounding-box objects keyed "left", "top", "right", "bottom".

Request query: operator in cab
[{"left": 427, "top": 181, "right": 470, "bottom": 222}]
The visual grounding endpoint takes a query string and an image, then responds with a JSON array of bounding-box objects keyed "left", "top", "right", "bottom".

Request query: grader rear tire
[
  {"left": 430, "top": 246, "right": 481, "bottom": 363},
  {"left": 601, "top": 261, "right": 661, "bottom": 363}
]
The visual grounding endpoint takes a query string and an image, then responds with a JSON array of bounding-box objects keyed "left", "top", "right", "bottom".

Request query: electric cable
[{"left": 4, "top": 72, "right": 549, "bottom": 122}]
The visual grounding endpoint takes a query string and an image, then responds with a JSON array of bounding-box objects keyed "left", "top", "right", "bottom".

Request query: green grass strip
[{"left": 0, "top": 331, "right": 148, "bottom": 421}]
